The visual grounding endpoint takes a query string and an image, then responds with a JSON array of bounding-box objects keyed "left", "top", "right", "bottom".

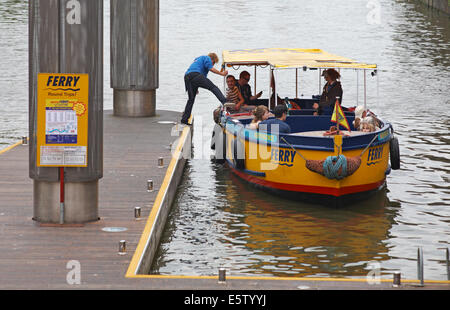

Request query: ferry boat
[{"left": 211, "top": 48, "right": 400, "bottom": 207}]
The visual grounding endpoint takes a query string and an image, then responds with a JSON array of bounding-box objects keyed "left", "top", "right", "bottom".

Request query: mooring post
[
  {"left": 110, "top": 0, "right": 159, "bottom": 117},
  {"left": 446, "top": 248, "right": 449, "bottom": 281},
  {"left": 29, "top": 0, "right": 103, "bottom": 224},
  {"left": 417, "top": 247, "right": 424, "bottom": 286}
]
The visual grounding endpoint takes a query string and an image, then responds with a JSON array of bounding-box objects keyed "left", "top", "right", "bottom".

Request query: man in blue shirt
[
  {"left": 181, "top": 53, "right": 228, "bottom": 125},
  {"left": 258, "top": 104, "right": 291, "bottom": 134}
]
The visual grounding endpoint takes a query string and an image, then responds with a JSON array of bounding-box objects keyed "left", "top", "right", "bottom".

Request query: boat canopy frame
[{"left": 222, "top": 48, "right": 378, "bottom": 110}]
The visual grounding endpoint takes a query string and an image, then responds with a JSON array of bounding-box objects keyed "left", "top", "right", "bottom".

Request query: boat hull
[
  {"left": 226, "top": 160, "right": 386, "bottom": 207},
  {"left": 218, "top": 118, "right": 393, "bottom": 207}
]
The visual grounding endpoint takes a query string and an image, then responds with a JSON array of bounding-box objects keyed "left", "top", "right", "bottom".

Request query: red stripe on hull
[{"left": 229, "top": 164, "right": 385, "bottom": 197}]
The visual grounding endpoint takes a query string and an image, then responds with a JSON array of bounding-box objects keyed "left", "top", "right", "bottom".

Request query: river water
[{"left": 1, "top": 0, "right": 449, "bottom": 280}]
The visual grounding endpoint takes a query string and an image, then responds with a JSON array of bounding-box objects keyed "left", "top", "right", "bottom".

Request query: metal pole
[
  {"left": 356, "top": 69, "right": 359, "bottom": 106},
  {"left": 393, "top": 271, "right": 401, "bottom": 287},
  {"left": 417, "top": 247, "right": 424, "bottom": 286},
  {"left": 218, "top": 267, "right": 226, "bottom": 283},
  {"left": 59, "top": 167, "right": 64, "bottom": 224},
  {"left": 254, "top": 66, "right": 257, "bottom": 96},
  {"left": 30, "top": 0, "right": 103, "bottom": 224},
  {"left": 364, "top": 69, "right": 367, "bottom": 110},
  {"left": 270, "top": 68, "right": 275, "bottom": 109},
  {"left": 446, "top": 248, "right": 449, "bottom": 281},
  {"left": 318, "top": 68, "right": 322, "bottom": 95},
  {"left": 111, "top": 0, "right": 159, "bottom": 117},
  {"left": 295, "top": 68, "right": 298, "bottom": 98}
]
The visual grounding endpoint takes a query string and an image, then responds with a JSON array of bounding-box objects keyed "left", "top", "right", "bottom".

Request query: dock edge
[{"left": 126, "top": 121, "right": 192, "bottom": 276}]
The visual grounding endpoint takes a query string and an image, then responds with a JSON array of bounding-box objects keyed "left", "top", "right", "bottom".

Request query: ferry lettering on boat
[
  {"left": 367, "top": 146, "right": 384, "bottom": 165},
  {"left": 271, "top": 147, "right": 295, "bottom": 167}
]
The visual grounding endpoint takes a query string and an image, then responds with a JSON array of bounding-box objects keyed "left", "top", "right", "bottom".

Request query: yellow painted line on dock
[
  {"left": 0, "top": 140, "right": 22, "bottom": 155},
  {"left": 127, "top": 273, "right": 450, "bottom": 284},
  {"left": 126, "top": 122, "right": 191, "bottom": 278}
]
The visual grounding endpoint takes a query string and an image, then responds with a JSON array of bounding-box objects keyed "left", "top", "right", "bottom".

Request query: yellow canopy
[{"left": 222, "top": 48, "right": 377, "bottom": 69}]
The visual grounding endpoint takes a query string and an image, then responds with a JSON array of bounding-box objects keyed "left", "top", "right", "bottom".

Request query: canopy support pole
[
  {"left": 318, "top": 68, "right": 321, "bottom": 95},
  {"left": 356, "top": 69, "right": 359, "bottom": 106},
  {"left": 254, "top": 66, "right": 257, "bottom": 96},
  {"left": 364, "top": 69, "right": 367, "bottom": 110},
  {"left": 295, "top": 68, "right": 298, "bottom": 98}
]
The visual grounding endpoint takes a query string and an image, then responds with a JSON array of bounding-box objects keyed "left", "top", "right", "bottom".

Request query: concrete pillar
[
  {"left": 110, "top": 0, "right": 159, "bottom": 117},
  {"left": 29, "top": 0, "right": 103, "bottom": 223}
]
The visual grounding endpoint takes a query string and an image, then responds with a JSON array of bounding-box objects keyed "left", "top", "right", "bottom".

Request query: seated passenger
[
  {"left": 247, "top": 105, "right": 272, "bottom": 130},
  {"left": 258, "top": 104, "right": 291, "bottom": 134},
  {"left": 353, "top": 105, "right": 365, "bottom": 130},
  {"left": 361, "top": 121, "right": 375, "bottom": 132},
  {"left": 226, "top": 75, "right": 255, "bottom": 112},
  {"left": 360, "top": 117, "right": 379, "bottom": 132},
  {"left": 353, "top": 105, "right": 381, "bottom": 130},
  {"left": 312, "top": 68, "right": 343, "bottom": 115},
  {"left": 236, "top": 71, "right": 263, "bottom": 105}
]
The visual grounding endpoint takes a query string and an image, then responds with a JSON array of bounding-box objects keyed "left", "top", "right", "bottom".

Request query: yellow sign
[{"left": 36, "top": 73, "right": 89, "bottom": 167}]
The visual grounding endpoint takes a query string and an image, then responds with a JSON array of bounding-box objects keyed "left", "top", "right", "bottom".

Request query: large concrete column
[
  {"left": 29, "top": 0, "right": 103, "bottom": 223},
  {"left": 110, "top": 0, "right": 159, "bottom": 117}
]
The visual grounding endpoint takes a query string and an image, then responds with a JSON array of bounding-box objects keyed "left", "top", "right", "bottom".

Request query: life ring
[
  {"left": 389, "top": 136, "right": 400, "bottom": 170},
  {"left": 233, "top": 137, "right": 246, "bottom": 170}
]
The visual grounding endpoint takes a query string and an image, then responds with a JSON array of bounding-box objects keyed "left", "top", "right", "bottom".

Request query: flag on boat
[{"left": 331, "top": 99, "right": 351, "bottom": 131}]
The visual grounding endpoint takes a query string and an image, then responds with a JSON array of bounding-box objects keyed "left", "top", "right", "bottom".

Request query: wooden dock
[{"left": 0, "top": 110, "right": 449, "bottom": 290}]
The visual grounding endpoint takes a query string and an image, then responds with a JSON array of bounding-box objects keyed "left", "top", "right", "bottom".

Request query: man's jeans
[{"left": 181, "top": 72, "right": 226, "bottom": 124}]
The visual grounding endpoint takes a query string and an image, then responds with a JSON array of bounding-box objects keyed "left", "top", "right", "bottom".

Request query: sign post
[{"left": 36, "top": 73, "right": 89, "bottom": 223}]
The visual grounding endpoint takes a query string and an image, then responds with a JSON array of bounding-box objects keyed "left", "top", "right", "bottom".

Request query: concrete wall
[{"left": 417, "top": 0, "right": 450, "bottom": 14}]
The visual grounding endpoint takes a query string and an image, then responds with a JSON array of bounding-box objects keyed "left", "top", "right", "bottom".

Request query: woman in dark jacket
[{"left": 313, "top": 68, "right": 343, "bottom": 115}]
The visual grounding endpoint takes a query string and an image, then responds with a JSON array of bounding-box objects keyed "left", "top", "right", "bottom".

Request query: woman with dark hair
[{"left": 313, "top": 68, "right": 343, "bottom": 115}]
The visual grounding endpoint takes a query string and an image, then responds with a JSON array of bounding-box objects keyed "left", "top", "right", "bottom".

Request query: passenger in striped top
[{"left": 226, "top": 75, "right": 256, "bottom": 113}]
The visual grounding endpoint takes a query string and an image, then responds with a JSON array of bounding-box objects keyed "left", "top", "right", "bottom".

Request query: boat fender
[
  {"left": 212, "top": 124, "right": 226, "bottom": 164},
  {"left": 389, "top": 136, "right": 400, "bottom": 170},
  {"left": 211, "top": 129, "right": 216, "bottom": 150},
  {"left": 233, "top": 137, "right": 245, "bottom": 170},
  {"left": 306, "top": 156, "right": 361, "bottom": 179}
]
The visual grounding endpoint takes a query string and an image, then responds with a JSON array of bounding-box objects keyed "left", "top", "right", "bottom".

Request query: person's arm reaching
[{"left": 210, "top": 67, "right": 228, "bottom": 76}]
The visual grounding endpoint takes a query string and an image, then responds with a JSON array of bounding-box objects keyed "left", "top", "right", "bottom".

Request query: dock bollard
[
  {"left": 417, "top": 247, "right": 424, "bottom": 286},
  {"left": 158, "top": 157, "right": 164, "bottom": 168},
  {"left": 147, "top": 179, "right": 154, "bottom": 192},
  {"left": 119, "top": 240, "right": 127, "bottom": 255},
  {"left": 393, "top": 272, "right": 401, "bottom": 287},
  {"left": 446, "top": 248, "right": 449, "bottom": 281},
  {"left": 22, "top": 136, "right": 28, "bottom": 145},
  {"left": 218, "top": 267, "right": 226, "bottom": 284},
  {"left": 134, "top": 207, "right": 141, "bottom": 220}
]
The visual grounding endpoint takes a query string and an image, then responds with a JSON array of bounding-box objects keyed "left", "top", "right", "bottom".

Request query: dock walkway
[{"left": 0, "top": 110, "right": 448, "bottom": 290}]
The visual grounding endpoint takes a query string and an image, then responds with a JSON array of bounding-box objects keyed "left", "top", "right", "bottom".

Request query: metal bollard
[
  {"left": 22, "top": 136, "right": 28, "bottom": 145},
  {"left": 119, "top": 240, "right": 127, "bottom": 255},
  {"left": 417, "top": 247, "right": 424, "bottom": 286},
  {"left": 393, "top": 271, "right": 401, "bottom": 287},
  {"left": 158, "top": 157, "right": 164, "bottom": 168},
  {"left": 147, "top": 179, "right": 154, "bottom": 192},
  {"left": 446, "top": 248, "right": 449, "bottom": 281},
  {"left": 218, "top": 267, "right": 226, "bottom": 284},
  {"left": 134, "top": 207, "right": 141, "bottom": 220}
]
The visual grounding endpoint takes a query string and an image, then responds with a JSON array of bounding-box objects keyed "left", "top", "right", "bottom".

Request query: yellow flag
[{"left": 331, "top": 99, "right": 351, "bottom": 131}]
